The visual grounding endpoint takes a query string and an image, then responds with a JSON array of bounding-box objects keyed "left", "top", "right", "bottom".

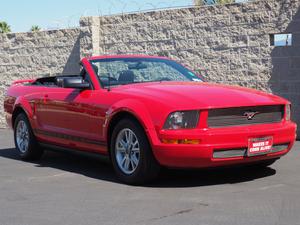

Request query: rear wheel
[
  {"left": 110, "top": 119, "right": 160, "bottom": 185},
  {"left": 14, "top": 113, "right": 43, "bottom": 160}
]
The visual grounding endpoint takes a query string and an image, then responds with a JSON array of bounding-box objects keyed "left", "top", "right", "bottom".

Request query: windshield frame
[{"left": 89, "top": 57, "right": 204, "bottom": 89}]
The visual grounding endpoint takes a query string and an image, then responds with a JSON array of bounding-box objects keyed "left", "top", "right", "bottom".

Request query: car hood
[{"left": 112, "top": 82, "right": 287, "bottom": 110}]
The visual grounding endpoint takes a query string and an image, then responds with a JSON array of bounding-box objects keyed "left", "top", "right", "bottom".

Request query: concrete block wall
[
  {"left": 1, "top": 0, "right": 300, "bottom": 133},
  {"left": 0, "top": 28, "right": 81, "bottom": 127},
  {"left": 81, "top": 0, "right": 300, "bottom": 133}
]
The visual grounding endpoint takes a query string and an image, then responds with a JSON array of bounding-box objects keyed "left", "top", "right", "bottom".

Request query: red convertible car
[{"left": 4, "top": 55, "right": 297, "bottom": 184}]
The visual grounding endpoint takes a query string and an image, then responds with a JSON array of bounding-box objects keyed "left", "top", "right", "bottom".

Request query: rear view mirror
[{"left": 62, "top": 77, "right": 90, "bottom": 89}]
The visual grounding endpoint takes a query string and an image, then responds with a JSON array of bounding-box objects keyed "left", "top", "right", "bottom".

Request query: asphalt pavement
[{"left": 0, "top": 129, "right": 300, "bottom": 225}]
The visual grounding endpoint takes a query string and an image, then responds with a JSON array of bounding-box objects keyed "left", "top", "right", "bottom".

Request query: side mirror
[{"left": 62, "top": 77, "right": 90, "bottom": 89}]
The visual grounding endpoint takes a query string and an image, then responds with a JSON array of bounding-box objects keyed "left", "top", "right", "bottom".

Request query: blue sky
[
  {"left": 0, "top": 0, "right": 248, "bottom": 32},
  {"left": 0, "top": 0, "right": 193, "bottom": 32}
]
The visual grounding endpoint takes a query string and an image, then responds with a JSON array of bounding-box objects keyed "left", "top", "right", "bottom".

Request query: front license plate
[{"left": 248, "top": 137, "right": 273, "bottom": 156}]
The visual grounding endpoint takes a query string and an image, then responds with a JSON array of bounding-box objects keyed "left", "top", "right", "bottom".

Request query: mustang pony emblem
[{"left": 243, "top": 111, "right": 259, "bottom": 120}]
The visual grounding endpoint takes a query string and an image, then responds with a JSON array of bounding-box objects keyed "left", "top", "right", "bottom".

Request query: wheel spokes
[
  {"left": 120, "top": 156, "right": 126, "bottom": 166},
  {"left": 131, "top": 154, "right": 139, "bottom": 168},
  {"left": 124, "top": 157, "right": 130, "bottom": 170},
  {"left": 16, "top": 120, "right": 29, "bottom": 153},
  {"left": 115, "top": 128, "right": 141, "bottom": 175}
]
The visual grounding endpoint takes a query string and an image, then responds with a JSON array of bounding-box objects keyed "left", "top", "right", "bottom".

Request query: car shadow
[
  {"left": 149, "top": 166, "right": 276, "bottom": 188},
  {"left": 0, "top": 148, "right": 276, "bottom": 188}
]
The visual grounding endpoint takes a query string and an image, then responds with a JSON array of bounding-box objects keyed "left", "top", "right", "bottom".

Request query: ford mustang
[{"left": 4, "top": 55, "right": 297, "bottom": 184}]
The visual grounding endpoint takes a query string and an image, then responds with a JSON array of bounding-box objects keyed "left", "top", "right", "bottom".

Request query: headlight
[
  {"left": 163, "top": 111, "right": 199, "bottom": 130},
  {"left": 286, "top": 104, "right": 291, "bottom": 121}
]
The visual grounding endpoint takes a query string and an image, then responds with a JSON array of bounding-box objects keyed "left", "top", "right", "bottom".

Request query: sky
[
  {"left": 0, "top": 0, "right": 248, "bottom": 33},
  {"left": 274, "top": 34, "right": 292, "bottom": 46},
  {"left": 0, "top": 0, "right": 193, "bottom": 32}
]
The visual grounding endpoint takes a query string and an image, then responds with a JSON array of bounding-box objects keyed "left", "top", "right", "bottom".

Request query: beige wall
[
  {"left": 0, "top": 29, "right": 81, "bottom": 126},
  {"left": 1, "top": 0, "right": 300, "bottom": 135},
  {"left": 81, "top": 0, "right": 300, "bottom": 134}
]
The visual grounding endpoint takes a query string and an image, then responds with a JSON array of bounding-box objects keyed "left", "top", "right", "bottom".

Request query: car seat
[{"left": 118, "top": 70, "right": 134, "bottom": 84}]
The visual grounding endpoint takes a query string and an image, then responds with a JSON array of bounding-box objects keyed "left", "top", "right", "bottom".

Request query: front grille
[
  {"left": 213, "top": 148, "right": 247, "bottom": 158},
  {"left": 213, "top": 143, "right": 290, "bottom": 159},
  {"left": 272, "top": 143, "right": 290, "bottom": 153},
  {"left": 208, "top": 105, "right": 284, "bottom": 128}
]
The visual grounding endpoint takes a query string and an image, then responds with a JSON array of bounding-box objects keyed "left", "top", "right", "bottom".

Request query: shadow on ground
[{"left": 0, "top": 147, "right": 276, "bottom": 188}]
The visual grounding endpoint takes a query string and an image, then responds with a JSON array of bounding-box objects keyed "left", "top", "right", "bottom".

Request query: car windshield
[{"left": 90, "top": 57, "right": 203, "bottom": 88}]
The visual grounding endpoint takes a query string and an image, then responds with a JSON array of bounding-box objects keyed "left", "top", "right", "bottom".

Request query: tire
[
  {"left": 14, "top": 113, "right": 44, "bottom": 160},
  {"left": 110, "top": 119, "right": 160, "bottom": 185}
]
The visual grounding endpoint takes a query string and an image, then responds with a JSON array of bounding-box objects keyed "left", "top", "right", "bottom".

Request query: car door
[
  {"left": 34, "top": 64, "right": 108, "bottom": 153},
  {"left": 36, "top": 88, "right": 106, "bottom": 152},
  {"left": 35, "top": 87, "right": 107, "bottom": 153}
]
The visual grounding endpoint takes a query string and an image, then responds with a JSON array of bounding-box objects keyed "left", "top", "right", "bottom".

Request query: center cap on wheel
[{"left": 125, "top": 145, "right": 131, "bottom": 154}]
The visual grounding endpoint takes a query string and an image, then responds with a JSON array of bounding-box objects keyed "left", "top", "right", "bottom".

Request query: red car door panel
[{"left": 35, "top": 87, "right": 107, "bottom": 153}]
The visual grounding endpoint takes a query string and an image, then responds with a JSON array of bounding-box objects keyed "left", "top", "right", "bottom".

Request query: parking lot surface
[{"left": 0, "top": 129, "right": 300, "bottom": 225}]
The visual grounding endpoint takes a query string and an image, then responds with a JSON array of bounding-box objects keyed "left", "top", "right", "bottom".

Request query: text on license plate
[{"left": 248, "top": 137, "right": 273, "bottom": 156}]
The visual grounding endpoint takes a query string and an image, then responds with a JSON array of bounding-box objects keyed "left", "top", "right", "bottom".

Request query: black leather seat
[
  {"left": 118, "top": 70, "right": 134, "bottom": 84},
  {"left": 92, "top": 64, "right": 98, "bottom": 75},
  {"left": 56, "top": 77, "right": 64, "bottom": 87}
]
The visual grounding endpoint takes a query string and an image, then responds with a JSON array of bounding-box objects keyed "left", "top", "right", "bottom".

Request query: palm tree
[
  {"left": 30, "top": 25, "right": 41, "bottom": 32},
  {"left": 0, "top": 21, "right": 11, "bottom": 33}
]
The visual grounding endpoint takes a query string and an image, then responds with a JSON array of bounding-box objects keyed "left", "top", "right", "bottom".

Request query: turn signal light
[{"left": 162, "top": 139, "right": 200, "bottom": 144}]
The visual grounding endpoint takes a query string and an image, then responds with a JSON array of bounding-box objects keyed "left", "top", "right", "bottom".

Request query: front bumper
[{"left": 148, "top": 121, "right": 297, "bottom": 168}]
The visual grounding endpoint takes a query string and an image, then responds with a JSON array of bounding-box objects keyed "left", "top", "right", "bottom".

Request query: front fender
[{"left": 106, "top": 98, "right": 160, "bottom": 146}]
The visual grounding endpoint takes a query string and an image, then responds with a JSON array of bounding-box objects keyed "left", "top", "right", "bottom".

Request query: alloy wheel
[{"left": 115, "top": 128, "right": 140, "bottom": 175}]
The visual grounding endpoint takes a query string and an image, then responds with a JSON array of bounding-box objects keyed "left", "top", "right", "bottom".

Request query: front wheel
[
  {"left": 14, "top": 113, "right": 44, "bottom": 160},
  {"left": 110, "top": 119, "right": 160, "bottom": 185}
]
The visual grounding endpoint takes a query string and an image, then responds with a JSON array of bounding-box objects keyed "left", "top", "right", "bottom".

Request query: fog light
[
  {"left": 162, "top": 139, "right": 179, "bottom": 144},
  {"left": 162, "top": 139, "right": 200, "bottom": 144},
  {"left": 179, "top": 139, "right": 200, "bottom": 144}
]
